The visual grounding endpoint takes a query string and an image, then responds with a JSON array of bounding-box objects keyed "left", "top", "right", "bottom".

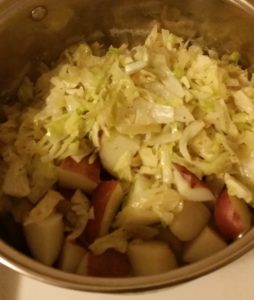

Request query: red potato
[
  {"left": 173, "top": 163, "right": 215, "bottom": 202},
  {"left": 170, "top": 201, "right": 211, "bottom": 241},
  {"left": 99, "top": 132, "right": 140, "bottom": 179},
  {"left": 76, "top": 249, "right": 131, "bottom": 277},
  {"left": 85, "top": 181, "right": 124, "bottom": 243},
  {"left": 155, "top": 227, "right": 183, "bottom": 261},
  {"left": 183, "top": 226, "right": 227, "bottom": 263},
  {"left": 24, "top": 213, "right": 64, "bottom": 266},
  {"left": 127, "top": 240, "right": 178, "bottom": 276},
  {"left": 57, "top": 156, "right": 100, "bottom": 194},
  {"left": 76, "top": 254, "right": 89, "bottom": 275},
  {"left": 214, "top": 189, "right": 252, "bottom": 240},
  {"left": 58, "top": 240, "right": 87, "bottom": 273}
]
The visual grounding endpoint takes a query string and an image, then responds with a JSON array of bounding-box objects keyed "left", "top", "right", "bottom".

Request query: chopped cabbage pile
[{"left": 0, "top": 24, "right": 254, "bottom": 245}]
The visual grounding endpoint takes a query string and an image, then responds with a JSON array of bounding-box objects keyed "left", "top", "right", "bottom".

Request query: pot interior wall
[{"left": 0, "top": 0, "right": 254, "bottom": 101}]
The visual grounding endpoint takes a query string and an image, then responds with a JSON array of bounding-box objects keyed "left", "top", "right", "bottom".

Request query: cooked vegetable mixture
[{"left": 0, "top": 25, "right": 254, "bottom": 277}]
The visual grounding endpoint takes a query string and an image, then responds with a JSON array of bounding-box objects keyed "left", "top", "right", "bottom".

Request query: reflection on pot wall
[{"left": 0, "top": 0, "right": 254, "bottom": 100}]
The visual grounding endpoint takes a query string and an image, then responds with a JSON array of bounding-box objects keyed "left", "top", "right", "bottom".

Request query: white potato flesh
[
  {"left": 59, "top": 240, "right": 87, "bottom": 273},
  {"left": 173, "top": 167, "right": 215, "bottom": 202},
  {"left": 183, "top": 226, "right": 227, "bottom": 263},
  {"left": 57, "top": 157, "right": 99, "bottom": 194},
  {"left": 170, "top": 201, "right": 211, "bottom": 241},
  {"left": 76, "top": 254, "right": 89, "bottom": 275},
  {"left": 99, "top": 132, "right": 140, "bottom": 178},
  {"left": 114, "top": 206, "right": 160, "bottom": 227},
  {"left": 127, "top": 240, "right": 178, "bottom": 276},
  {"left": 24, "top": 213, "right": 64, "bottom": 266}
]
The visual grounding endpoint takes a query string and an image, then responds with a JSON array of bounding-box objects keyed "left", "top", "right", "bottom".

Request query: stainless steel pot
[{"left": 0, "top": 0, "right": 254, "bottom": 292}]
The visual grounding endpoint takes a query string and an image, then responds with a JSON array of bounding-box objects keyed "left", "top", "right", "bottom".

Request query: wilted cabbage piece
[
  {"left": 89, "top": 228, "right": 129, "bottom": 255},
  {"left": 67, "top": 190, "right": 91, "bottom": 241},
  {"left": 24, "top": 190, "right": 64, "bottom": 225}
]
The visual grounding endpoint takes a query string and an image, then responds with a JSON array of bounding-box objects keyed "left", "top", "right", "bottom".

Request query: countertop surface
[{"left": 1, "top": 248, "right": 254, "bottom": 300}]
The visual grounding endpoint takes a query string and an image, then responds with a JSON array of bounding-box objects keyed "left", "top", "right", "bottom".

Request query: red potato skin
[
  {"left": 87, "top": 249, "right": 131, "bottom": 278},
  {"left": 173, "top": 163, "right": 205, "bottom": 188},
  {"left": 85, "top": 180, "right": 119, "bottom": 243},
  {"left": 214, "top": 189, "right": 251, "bottom": 240},
  {"left": 60, "top": 156, "right": 100, "bottom": 184}
]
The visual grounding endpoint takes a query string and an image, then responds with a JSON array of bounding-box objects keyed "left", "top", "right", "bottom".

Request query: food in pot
[{"left": 0, "top": 24, "right": 253, "bottom": 277}]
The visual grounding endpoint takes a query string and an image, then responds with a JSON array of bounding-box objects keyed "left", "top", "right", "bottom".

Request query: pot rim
[{"left": 1, "top": 228, "right": 254, "bottom": 293}]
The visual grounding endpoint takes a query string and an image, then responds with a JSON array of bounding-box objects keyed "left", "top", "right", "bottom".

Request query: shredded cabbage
[
  {"left": 0, "top": 24, "right": 254, "bottom": 230},
  {"left": 224, "top": 173, "right": 253, "bottom": 205}
]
